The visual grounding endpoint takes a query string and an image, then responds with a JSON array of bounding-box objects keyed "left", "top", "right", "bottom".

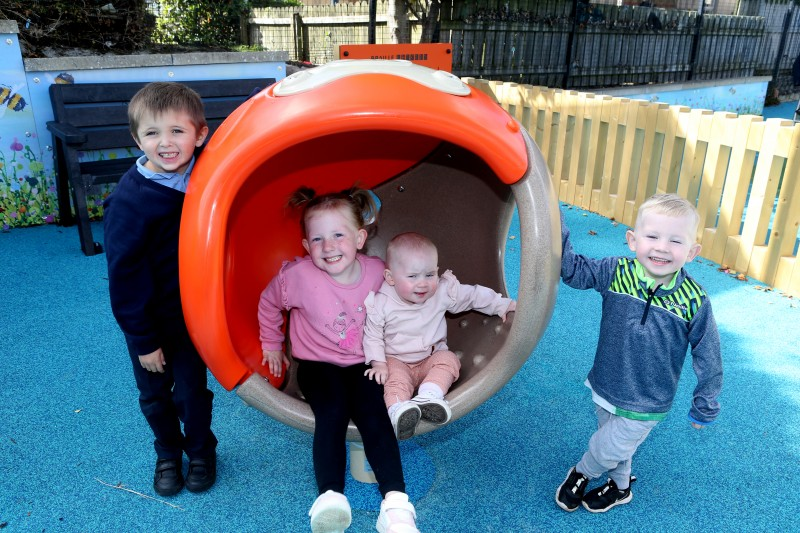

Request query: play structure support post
[{"left": 349, "top": 442, "right": 378, "bottom": 484}]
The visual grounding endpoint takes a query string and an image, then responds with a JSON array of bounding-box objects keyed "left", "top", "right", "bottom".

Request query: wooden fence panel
[
  {"left": 676, "top": 108, "right": 714, "bottom": 208},
  {"left": 553, "top": 90, "right": 578, "bottom": 200},
  {"left": 696, "top": 112, "right": 736, "bottom": 248},
  {"left": 595, "top": 95, "right": 621, "bottom": 217},
  {"left": 583, "top": 94, "right": 611, "bottom": 213},
  {"left": 611, "top": 99, "right": 646, "bottom": 224},
  {"left": 734, "top": 119, "right": 795, "bottom": 278},
  {"left": 534, "top": 87, "right": 557, "bottom": 173},
  {"left": 467, "top": 79, "right": 800, "bottom": 296},
  {"left": 564, "top": 90, "right": 589, "bottom": 206},
  {"left": 707, "top": 115, "right": 761, "bottom": 266},
  {"left": 773, "top": 127, "right": 800, "bottom": 295},
  {"left": 655, "top": 105, "right": 690, "bottom": 196}
]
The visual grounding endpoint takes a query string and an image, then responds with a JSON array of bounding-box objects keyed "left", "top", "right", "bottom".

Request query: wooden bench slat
[{"left": 56, "top": 96, "right": 254, "bottom": 129}]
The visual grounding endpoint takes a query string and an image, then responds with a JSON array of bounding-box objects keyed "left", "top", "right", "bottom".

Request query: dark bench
[{"left": 47, "top": 78, "right": 274, "bottom": 256}]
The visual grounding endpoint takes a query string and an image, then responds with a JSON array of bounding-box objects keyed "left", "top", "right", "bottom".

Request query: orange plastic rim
[{"left": 180, "top": 70, "right": 528, "bottom": 390}]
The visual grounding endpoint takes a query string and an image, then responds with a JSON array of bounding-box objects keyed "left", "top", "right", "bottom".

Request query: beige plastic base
[{"left": 349, "top": 442, "right": 378, "bottom": 484}]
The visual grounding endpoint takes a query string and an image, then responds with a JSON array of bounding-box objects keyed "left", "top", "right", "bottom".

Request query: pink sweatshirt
[
  {"left": 363, "top": 270, "right": 514, "bottom": 365},
  {"left": 258, "top": 254, "right": 385, "bottom": 367}
]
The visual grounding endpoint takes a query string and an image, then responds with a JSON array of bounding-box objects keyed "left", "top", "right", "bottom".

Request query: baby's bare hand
[
  {"left": 364, "top": 362, "right": 388, "bottom": 384},
  {"left": 501, "top": 301, "right": 517, "bottom": 322}
]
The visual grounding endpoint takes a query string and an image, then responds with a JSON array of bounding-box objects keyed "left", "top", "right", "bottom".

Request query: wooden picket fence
[{"left": 466, "top": 79, "right": 800, "bottom": 297}]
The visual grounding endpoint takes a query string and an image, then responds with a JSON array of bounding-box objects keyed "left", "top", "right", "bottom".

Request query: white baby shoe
[{"left": 309, "top": 490, "right": 351, "bottom": 533}]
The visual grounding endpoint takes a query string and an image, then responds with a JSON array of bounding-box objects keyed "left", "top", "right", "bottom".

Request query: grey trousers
[{"left": 576, "top": 404, "right": 658, "bottom": 490}]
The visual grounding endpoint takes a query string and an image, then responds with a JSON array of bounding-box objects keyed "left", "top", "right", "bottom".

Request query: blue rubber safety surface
[
  {"left": 761, "top": 99, "right": 797, "bottom": 120},
  {"left": 1, "top": 204, "right": 798, "bottom": 532}
]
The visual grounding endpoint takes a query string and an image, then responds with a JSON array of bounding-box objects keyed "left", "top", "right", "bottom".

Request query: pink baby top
[
  {"left": 258, "top": 254, "right": 385, "bottom": 367},
  {"left": 363, "top": 270, "right": 514, "bottom": 365}
]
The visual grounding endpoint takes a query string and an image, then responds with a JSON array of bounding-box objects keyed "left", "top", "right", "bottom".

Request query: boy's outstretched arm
[{"left": 559, "top": 208, "right": 617, "bottom": 292}]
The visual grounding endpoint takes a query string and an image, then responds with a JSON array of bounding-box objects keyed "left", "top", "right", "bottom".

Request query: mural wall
[
  {"left": 0, "top": 22, "right": 52, "bottom": 231},
  {"left": 603, "top": 78, "right": 771, "bottom": 116}
]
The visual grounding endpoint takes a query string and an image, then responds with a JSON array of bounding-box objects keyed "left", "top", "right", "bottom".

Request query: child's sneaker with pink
[{"left": 376, "top": 492, "right": 419, "bottom": 533}]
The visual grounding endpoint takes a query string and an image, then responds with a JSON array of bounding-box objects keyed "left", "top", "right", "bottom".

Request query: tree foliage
[
  {"left": 151, "top": 0, "right": 249, "bottom": 47},
  {"left": 0, "top": 0, "right": 300, "bottom": 57}
]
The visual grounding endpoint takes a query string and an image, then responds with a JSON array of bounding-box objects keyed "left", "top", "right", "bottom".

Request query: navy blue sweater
[{"left": 104, "top": 166, "right": 187, "bottom": 355}]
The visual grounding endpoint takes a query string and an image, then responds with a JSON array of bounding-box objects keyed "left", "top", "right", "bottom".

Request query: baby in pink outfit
[{"left": 363, "top": 232, "right": 516, "bottom": 439}]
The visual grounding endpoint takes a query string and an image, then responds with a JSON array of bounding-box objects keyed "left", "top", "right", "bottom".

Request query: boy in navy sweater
[
  {"left": 555, "top": 193, "right": 723, "bottom": 513},
  {"left": 104, "top": 82, "right": 217, "bottom": 497}
]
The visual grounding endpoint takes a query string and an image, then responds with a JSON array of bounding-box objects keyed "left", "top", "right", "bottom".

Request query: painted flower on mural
[{"left": 0, "top": 144, "right": 58, "bottom": 230}]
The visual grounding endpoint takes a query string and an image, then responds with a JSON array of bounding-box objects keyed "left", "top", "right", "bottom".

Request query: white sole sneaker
[
  {"left": 410, "top": 395, "right": 451, "bottom": 425},
  {"left": 390, "top": 402, "right": 421, "bottom": 440},
  {"left": 309, "top": 490, "right": 351, "bottom": 533}
]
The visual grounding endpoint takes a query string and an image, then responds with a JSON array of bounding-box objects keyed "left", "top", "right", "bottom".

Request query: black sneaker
[
  {"left": 153, "top": 458, "right": 184, "bottom": 497},
  {"left": 582, "top": 478, "right": 633, "bottom": 513},
  {"left": 185, "top": 455, "right": 217, "bottom": 493},
  {"left": 556, "top": 467, "right": 589, "bottom": 511}
]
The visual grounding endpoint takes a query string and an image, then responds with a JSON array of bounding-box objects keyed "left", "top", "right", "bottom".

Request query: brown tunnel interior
[{"left": 274, "top": 140, "right": 516, "bottom": 401}]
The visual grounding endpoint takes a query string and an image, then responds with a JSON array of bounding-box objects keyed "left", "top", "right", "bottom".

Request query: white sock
[{"left": 416, "top": 383, "right": 444, "bottom": 399}]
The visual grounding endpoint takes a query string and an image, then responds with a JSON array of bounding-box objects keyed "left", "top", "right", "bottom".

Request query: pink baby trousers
[{"left": 383, "top": 350, "right": 461, "bottom": 407}]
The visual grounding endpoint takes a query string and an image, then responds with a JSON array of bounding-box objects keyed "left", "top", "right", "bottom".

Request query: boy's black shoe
[
  {"left": 153, "top": 458, "right": 184, "bottom": 497},
  {"left": 556, "top": 467, "right": 589, "bottom": 511},
  {"left": 185, "top": 455, "right": 216, "bottom": 493},
  {"left": 582, "top": 478, "right": 633, "bottom": 513}
]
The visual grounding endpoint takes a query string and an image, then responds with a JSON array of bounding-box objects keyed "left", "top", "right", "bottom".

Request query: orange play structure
[{"left": 180, "top": 60, "right": 561, "bottom": 440}]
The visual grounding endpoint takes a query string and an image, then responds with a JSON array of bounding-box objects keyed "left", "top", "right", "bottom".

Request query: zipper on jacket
[{"left": 640, "top": 283, "right": 663, "bottom": 325}]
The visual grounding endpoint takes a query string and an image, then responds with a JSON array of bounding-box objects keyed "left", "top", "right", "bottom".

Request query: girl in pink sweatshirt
[{"left": 258, "top": 186, "right": 419, "bottom": 533}]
